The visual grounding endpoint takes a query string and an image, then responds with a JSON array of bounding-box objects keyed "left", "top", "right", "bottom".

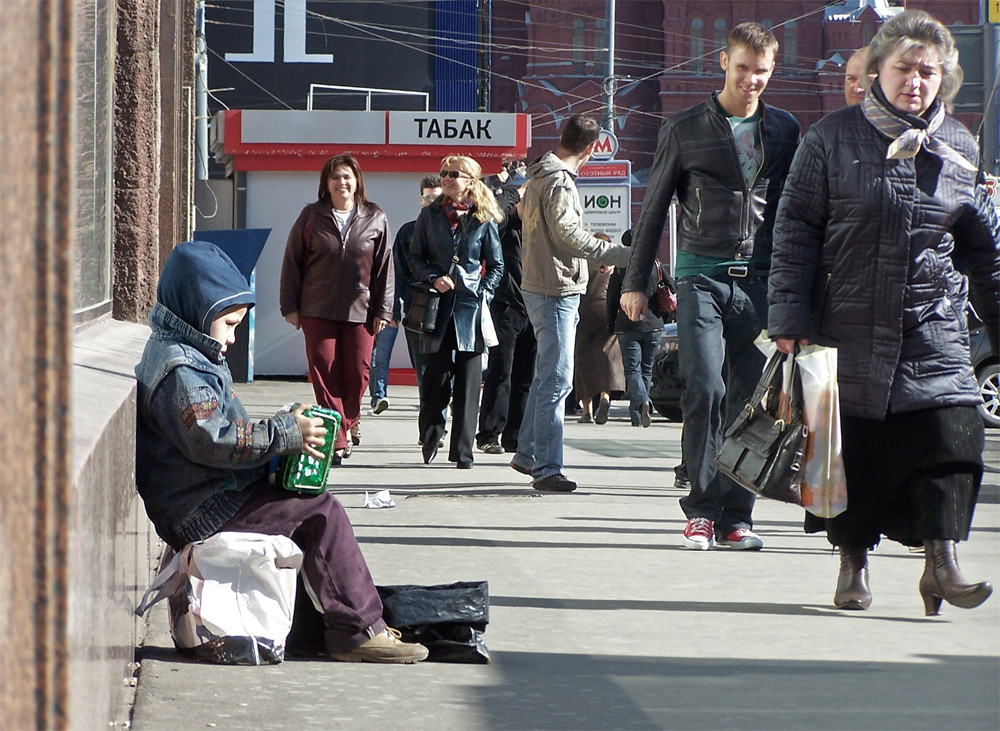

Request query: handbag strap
[
  {"left": 749, "top": 351, "right": 787, "bottom": 414},
  {"left": 747, "top": 349, "right": 805, "bottom": 423}
]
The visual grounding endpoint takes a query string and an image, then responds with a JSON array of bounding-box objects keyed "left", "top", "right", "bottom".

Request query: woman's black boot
[
  {"left": 834, "top": 547, "right": 872, "bottom": 610},
  {"left": 919, "top": 539, "right": 993, "bottom": 616}
]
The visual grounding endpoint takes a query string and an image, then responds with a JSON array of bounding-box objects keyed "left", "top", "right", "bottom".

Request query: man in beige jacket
[{"left": 508, "top": 114, "right": 630, "bottom": 492}]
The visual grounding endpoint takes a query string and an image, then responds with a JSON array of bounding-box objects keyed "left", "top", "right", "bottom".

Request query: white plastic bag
[
  {"left": 756, "top": 333, "right": 847, "bottom": 518},
  {"left": 795, "top": 346, "right": 847, "bottom": 518},
  {"left": 136, "top": 532, "right": 303, "bottom": 665},
  {"left": 481, "top": 293, "right": 499, "bottom": 348}
]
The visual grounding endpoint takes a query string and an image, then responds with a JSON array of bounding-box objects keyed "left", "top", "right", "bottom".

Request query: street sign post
[{"left": 576, "top": 131, "right": 631, "bottom": 244}]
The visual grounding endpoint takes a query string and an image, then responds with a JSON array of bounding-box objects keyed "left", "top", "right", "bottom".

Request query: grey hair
[{"left": 866, "top": 10, "right": 962, "bottom": 110}]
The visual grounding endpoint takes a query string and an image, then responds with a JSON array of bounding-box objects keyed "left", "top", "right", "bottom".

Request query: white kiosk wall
[
  {"left": 246, "top": 170, "right": 426, "bottom": 376},
  {"left": 213, "top": 109, "right": 531, "bottom": 376}
]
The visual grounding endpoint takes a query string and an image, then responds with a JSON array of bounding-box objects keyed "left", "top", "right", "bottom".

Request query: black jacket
[
  {"left": 408, "top": 201, "right": 504, "bottom": 354},
  {"left": 768, "top": 103, "right": 1000, "bottom": 419},
  {"left": 623, "top": 93, "right": 800, "bottom": 292},
  {"left": 492, "top": 187, "right": 526, "bottom": 315}
]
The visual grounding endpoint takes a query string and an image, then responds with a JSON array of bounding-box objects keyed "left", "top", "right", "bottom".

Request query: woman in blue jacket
[{"left": 408, "top": 155, "right": 504, "bottom": 468}]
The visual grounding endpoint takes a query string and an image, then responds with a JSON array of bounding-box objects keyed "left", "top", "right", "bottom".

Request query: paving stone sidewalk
[{"left": 130, "top": 381, "right": 1000, "bottom": 730}]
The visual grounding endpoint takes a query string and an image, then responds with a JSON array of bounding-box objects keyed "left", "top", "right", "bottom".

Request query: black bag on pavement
[
  {"left": 714, "top": 350, "right": 808, "bottom": 505},
  {"left": 376, "top": 581, "right": 490, "bottom": 664},
  {"left": 402, "top": 282, "right": 441, "bottom": 333}
]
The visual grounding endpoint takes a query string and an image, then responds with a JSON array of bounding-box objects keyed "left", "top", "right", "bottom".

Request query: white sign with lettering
[
  {"left": 388, "top": 113, "right": 517, "bottom": 146},
  {"left": 578, "top": 183, "right": 631, "bottom": 244}
]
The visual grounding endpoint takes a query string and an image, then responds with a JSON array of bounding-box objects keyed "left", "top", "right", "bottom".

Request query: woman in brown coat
[{"left": 280, "top": 155, "right": 394, "bottom": 462}]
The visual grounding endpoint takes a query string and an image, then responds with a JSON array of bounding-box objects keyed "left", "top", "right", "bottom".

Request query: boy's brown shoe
[{"left": 328, "top": 628, "right": 428, "bottom": 664}]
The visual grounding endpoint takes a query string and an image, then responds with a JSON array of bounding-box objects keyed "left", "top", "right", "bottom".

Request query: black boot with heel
[{"left": 919, "top": 539, "right": 993, "bottom": 616}]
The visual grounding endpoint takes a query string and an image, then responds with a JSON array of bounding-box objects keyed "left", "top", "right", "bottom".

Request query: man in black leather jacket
[{"left": 621, "top": 22, "right": 800, "bottom": 552}]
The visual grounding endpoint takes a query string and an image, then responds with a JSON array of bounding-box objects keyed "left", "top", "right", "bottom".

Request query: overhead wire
[{"left": 201, "top": 2, "right": 891, "bottom": 129}]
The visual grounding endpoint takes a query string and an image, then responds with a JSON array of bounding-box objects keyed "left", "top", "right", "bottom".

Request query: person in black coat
[
  {"left": 769, "top": 10, "right": 999, "bottom": 615},
  {"left": 476, "top": 168, "right": 536, "bottom": 454},
  {"left": 408, "top": 155, "right": 504, "bottom": 468}
]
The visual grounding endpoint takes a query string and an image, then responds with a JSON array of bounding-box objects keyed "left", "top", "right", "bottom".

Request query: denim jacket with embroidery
[{"left": 135, "top": 303, "right": 302, "bottom": 549}]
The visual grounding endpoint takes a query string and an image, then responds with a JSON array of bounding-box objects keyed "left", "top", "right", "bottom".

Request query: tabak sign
[{"left": 206, "top": 0, "right": 436, "bottom": 112}]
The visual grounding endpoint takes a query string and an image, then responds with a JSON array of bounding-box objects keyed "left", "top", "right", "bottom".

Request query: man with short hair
[
  {"left": 843, "top": 46, "right": 871, "bottom": 106},
  {"left": 510, "top": 114, "right": 630, "bottom": 492},
  {"left": 621, "top": 23, "right": 800, "bottom": 549}
]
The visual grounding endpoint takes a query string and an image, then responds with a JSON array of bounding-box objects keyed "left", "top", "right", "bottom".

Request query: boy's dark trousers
[{"left": 220, "top": 483, "right": 387, "bottom": 654}]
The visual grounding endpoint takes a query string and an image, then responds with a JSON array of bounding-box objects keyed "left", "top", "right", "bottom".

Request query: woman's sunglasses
[{"left": 440, "top": 170, "right": 472, "bottom": 179}]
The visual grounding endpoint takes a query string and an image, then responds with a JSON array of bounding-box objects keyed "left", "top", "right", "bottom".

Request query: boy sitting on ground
[{"left": 134, "top": 240, "right": 426, "bottom": 663}]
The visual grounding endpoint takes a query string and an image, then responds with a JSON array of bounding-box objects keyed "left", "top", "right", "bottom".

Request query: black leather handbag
[
  {"left": 714, "top": 350, "right": 808, "bottom": 505},
  {"left": 403, "top": 247, "right": 461, "bottom": 334},
  {"left": 402, "top": 282, "right": 441, "bottom": 333}
]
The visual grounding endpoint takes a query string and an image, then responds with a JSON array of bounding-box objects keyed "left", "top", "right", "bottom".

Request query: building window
[
  {"left": 714, "top": 18, "right": 727, "bottom": 55},
  {"left": 573, "top": 19, "right": 586, "bottom": 74},
  {"left": 863, "top": 23, "right": 874, "bottom": 45},
  {"left": 760, "top": 18, "right": 773, "bottom": 32},
  {"left": 595, "top": 18, "right": 609, "bottom": 77},
  {"left": 691, "top": 17, "right": 705, "bottom": 75},
  {"left": 784, "top": 20, "right": 798, "bottom": 72},
  {"left": 74, "top": 0, "right": 115, "bottom": 323}
]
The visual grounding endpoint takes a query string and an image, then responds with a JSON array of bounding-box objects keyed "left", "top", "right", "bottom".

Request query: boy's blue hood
[{"left": 157, "top": 241, "right": 255, "bottom": 335}]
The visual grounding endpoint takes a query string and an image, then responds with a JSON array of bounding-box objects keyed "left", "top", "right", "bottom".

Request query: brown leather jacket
[{"left": 279, "top": 199, "right": 394, "bottom": 326}]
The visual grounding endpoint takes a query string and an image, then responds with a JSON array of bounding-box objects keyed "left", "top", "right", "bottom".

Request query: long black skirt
[{"left": 805, "top": 405, "right": 984, "bottom": 549}]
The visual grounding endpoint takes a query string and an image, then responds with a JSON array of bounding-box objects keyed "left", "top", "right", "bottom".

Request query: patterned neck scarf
[
  {"left": 861, "top": 80, "right": 977, "bottom": 172},
  {"left": 443, "top": 198, "right": 473, "bottom": 233}
]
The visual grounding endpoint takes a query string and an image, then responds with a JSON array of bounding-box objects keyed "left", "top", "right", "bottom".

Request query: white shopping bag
[
  {"left": 794, "top": 346, "right": 847, "bottom": 518},
  {"left": 481, "top": 293, "right": 499, "bottom": 348},
  {"left": 756, "top": 333, "right": 847, "bottom": 518},
  {"left": 136, "top": 532, "right": 303, "bottom": 665}
]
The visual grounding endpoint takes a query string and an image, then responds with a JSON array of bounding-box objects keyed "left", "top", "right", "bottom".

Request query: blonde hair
[
  {"left": 440, "top": 155, "right": 503, "bottom": 224},
  {"left": 867, "top": 10, "right": 962, "bottom": 110}
]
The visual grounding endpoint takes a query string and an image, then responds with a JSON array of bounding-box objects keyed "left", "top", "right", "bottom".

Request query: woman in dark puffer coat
[{"left": 768, "top": 10, "right": 999, "bottom": 615}]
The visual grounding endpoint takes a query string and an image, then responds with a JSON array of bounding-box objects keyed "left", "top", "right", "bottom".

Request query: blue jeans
[
  {"left": 675, "top": 274, "right": 768, "bottom": 533},
  {"left": 368, "top": 323, "right": 399, "bottom": 406},
  {"left": 513, "top": 292, "right": 580, "bottom": 480},
  {"left": 616, "top": 330, "right": 657, "bottom": 424}
]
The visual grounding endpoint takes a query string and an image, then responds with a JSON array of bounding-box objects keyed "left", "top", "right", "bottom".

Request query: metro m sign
[{"left": 590, "top": 129, "right": 619, "bottom": 161}]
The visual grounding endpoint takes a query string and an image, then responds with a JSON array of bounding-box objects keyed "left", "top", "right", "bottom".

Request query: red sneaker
[
  {"left": 719, "top": 528, "right": 764, "bottom": 551},
  {"left": 682, "top": 518, "right": 715, "bottom": 550}
]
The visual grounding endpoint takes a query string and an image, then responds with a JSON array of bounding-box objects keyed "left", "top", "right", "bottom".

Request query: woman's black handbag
[
  {"left": 402, "top": 282, "right": 441, "bottom": 333},
  {"left": 714, "top": 350, "right": 808, "bottom": 505}
]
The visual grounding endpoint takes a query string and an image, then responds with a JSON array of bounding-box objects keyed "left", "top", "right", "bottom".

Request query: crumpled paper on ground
[{"left": 364, "top": 490, "right": 395, "bottom": 509}]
